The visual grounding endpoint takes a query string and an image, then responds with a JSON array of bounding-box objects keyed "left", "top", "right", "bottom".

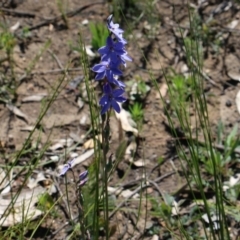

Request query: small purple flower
[
  {"left": 107, "top": 15, "right": 127, "bottom": 44},
  {"left": 60, "top": 159, "right": 74, "bottom": 176},
  {"left": 79, "top": 170, "right": 88, "bottom": 186},
  {"left": 99, "top": 83, "right": 126, "bottom": 114}
]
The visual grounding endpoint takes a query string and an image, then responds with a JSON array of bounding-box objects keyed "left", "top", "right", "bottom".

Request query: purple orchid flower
[{"left": 99, "top": 83, "right": 126, "bottom": 114}]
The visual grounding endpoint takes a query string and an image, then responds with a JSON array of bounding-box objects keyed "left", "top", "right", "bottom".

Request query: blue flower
[
  {"left": 59, "top": 159, "right": 74, "bottom": 176},
  {"left": 92, "top": 15, "right": 131, "bottom": 114},
  {"left": 99, "top": 83, "right": 126, "bottom": 114},
  {"left": 79, "top": 170, "right": 88, "bottom": 186},
  {"left": 99, "top": 36, "right": 132, "bottom": 67},
  {"left": 92, "top": 60, "right": 122, "bottom": 81},
  {"left": 98, "top": 36, "right": 125, "bottom": 63}
]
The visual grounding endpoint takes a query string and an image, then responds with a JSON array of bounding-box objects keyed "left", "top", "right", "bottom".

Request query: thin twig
[{"left": 0, "top": 7, "right": 35, "bottom": 17}]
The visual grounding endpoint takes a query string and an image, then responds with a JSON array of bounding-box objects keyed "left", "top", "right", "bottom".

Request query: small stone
[{"left": 226, "top": 100, "right": 232, "bottom": 107}]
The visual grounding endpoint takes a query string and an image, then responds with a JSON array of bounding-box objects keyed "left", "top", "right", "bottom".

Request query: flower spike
[{"left": 92, "top": 15, "right": 131, "bottom": 114}]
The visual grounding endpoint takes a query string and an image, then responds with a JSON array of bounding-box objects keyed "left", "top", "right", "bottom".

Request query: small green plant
[
  {"left": 129, "top": 102, "right": 144, "bottom": 127},
  {"left": 89, "top": 22, "right": 109, "bottom": 51}
]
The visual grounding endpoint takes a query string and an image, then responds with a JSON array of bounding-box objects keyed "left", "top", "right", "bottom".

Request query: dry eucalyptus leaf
[
  {"left": 236, "top": 90, "right": 240, "bottom": 115},
  {"left": 129, "top": 159, "right": 145, "bottom": 167},
  {"left": 57, "top": 149, "right": 94, "bottom": 175},
  {"left": 0, "top": 168, "right": 11, "bottom": 195},
  {"left": 20, "top": 126, "right": 35, "bottom": 131},
  {"left": 27, "top": 172, "right": 46, "bottom": 189},
  {"left": 49, "top": 138, "right": 73, "bottom": 151},
  {"left": 125, "top": 140, "right": 137, "bottom": 160},
  {"left": 151, "top": 235, "right": 159, "bottom": 240},
  {"left": 71, "top": 149, "right": 94, "bottom": 167},
  {"left": 7, "top": 104, "right": 29, "bottom": 123},
  {"left": 121, "top": 189, "right": 139, "bottom": 199},
  {"left": 227, "top": 19, "right": 238, "bottom": 29},
  {"left": 10, "top": 21, "right": 20, "bottom": 32},
  {"left": 85, "top": 45, "right": 96, "bottom": 57},
  {"left": 225, "top": 54, "right": 240, "bottom": 81},
  {"left": 115, "top": 105, "right": 138, "bottom": 135},
  {"left": 84, "top": 138, "right": 94, "bottom": 149},
  {"left": 22, "top": 93, "right": 47, "bottom": 103},
  {"left": 0, "top": 185, "right": 54, "bottom": 226}
]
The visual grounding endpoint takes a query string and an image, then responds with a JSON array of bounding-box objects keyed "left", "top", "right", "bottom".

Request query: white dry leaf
[
  {"left": 71, "top": 149, "right": 94, "bottom": 167},
  {"left": 202, "top": 213, "right": 220, "bottom": 230},
  {"left": 20, "top": 126, "right": 35, "bottom": 131},
  {"left": 49, "top": 155, "right": 59, "bottom": 162},
  {"left": 130, "top": 159, "right": 145, "bottom": 167},
  {"left": 125, "top": 140, "right": 137, "bottom": 161},
  {"left": 223, "top": 174, "right": 240, "bottom": 191},
  {"left": 125, "top": 140, "right": 145, "bottom": 167},
  {"left": 227, "top": 20, "right": 238, "bottom": 29},
  {"left": 151, "top": 235, "right": 159, "bottom": 240},
  {"left": 0, "top": 185, "right": 54, "bottom": 226},
  {"left": 82, "top": 19, "right": 89, "bottom": 25},
  {"left": 77, "top": 97, "right": 84, "bottom": 109},
  {"left": 7, "top": 104, "right": 29, "bottom": 123},
  {"left": 22, "top": 93, "right": 47, "bottom": 103},
  {"left": 171, "top": 200, "right": 180, "bottom": 216},
  {"left": 70, "top": 152, "right": 78, "bottom": 159},
  {"left": 108, "top": 186, "right": 122, "bottom": 195},
  {"left": 49, "top": 138, "right": 73, "bottom": 151},
  {"left": 115, "top": 105, "right": 138, "bottom": 135},
  {"left": 27, "top": 172, "right": 46, "bottom": 189},
  {"left": 121, "top": 189, "right": 139, "bottom": 199},
  {"left": 10, "top": 21, "right": 20, "bottom": 32},
  {"left": 0, "top": 168, "right": 11, "bottom": 195},
  {"left": 236, "top": 90, "right": 240, "bottom": 115},
  {"left": 226, "top": 54, "right": 240, "bottom": 81},
  {"left": 85, "top": 45, "right": 96, "bottom": 57},
  {"left": 57, "top": 149, "right": 94, "bottom": 175}
]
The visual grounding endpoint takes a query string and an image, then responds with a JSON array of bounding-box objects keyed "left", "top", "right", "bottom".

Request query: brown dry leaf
[
  {"left": 115, "top": 105, "right": 138, "bottom": 135},
  {"left": 6, "top": 104, "right": 29, "bottom": 123}
]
